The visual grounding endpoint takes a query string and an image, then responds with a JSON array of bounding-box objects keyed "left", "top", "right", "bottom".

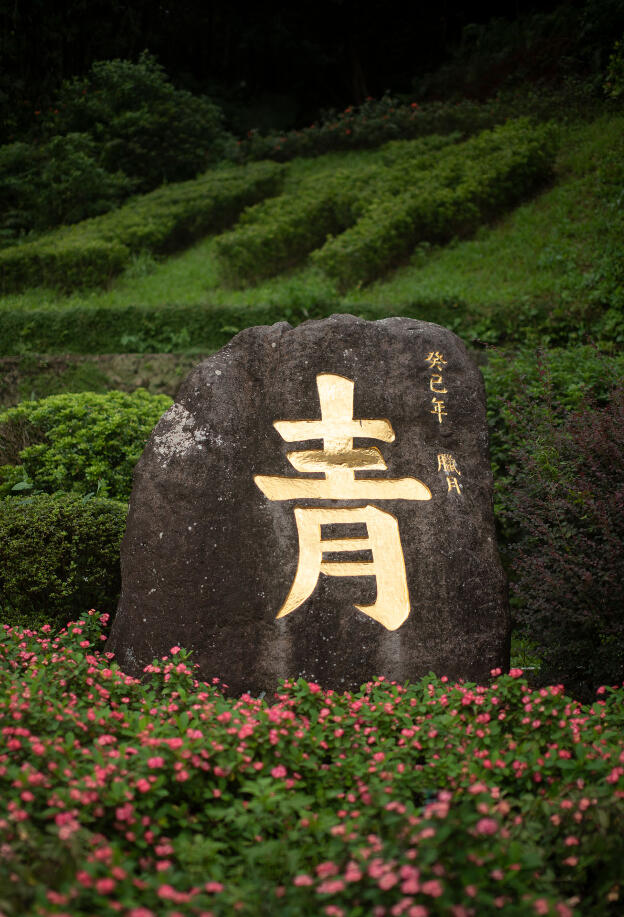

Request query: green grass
[{"left": 1, "top": 115, "right": 622, "bottom": 349}]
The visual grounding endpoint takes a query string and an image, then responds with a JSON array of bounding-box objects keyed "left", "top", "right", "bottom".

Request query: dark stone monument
[{"left": 107, "top": 315, "right": 509, "bottom": 693}]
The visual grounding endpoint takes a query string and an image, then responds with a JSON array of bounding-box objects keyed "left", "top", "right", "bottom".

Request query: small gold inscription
[
  {"left": 425, "top": 351, "right": 447, "bottom": 371},
  {"left": 425, "top": 353, "right": 449, "bottom": 424},
  {"left": 254, "top": 374, "right": 431, "bottom": 629},
  {"left": 429, "top": 374, "right": 448, "bottom": 394},
  {"left": 430, "top": 398, "right": 447, "bottom": 423},
  {"left": 437, "top": 453, "right": 463, "bottom": 495},
  {"left": 437, "top": 453, "right": 461, "bottom": 475}
]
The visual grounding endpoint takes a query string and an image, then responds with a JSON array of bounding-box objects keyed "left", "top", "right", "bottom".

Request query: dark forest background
[{"left": 2, "top": 0, "right": 623, "bottom": 142}]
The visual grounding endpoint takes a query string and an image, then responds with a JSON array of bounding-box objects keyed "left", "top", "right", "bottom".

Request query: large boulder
[{"left": 107, "top": 315, "right": 509, "bottom": 693}]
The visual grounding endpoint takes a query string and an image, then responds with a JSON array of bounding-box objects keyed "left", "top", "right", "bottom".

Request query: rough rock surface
[{"left": 107, "top": 315, "right": 509, "bottom": 693}]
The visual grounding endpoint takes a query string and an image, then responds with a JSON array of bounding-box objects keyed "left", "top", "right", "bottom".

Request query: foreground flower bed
[{"left": 1, "top": 612, "right": 623, "bottom": 916}]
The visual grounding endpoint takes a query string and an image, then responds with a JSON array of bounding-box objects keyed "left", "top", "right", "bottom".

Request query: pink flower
[
  {"left": 379, "top": 873, "right": 398, "bottom": 890},
  {"left": 271, "top": 765, "right": 287, "bottom": 778},
  {"left": 205, "top": 881, "right": 224, "bottom": 893},
  {"left": 344, "top": 864, "right": 362, "bottom": 882},
  {"left": 158, "top": 885, "right": 179, "bottom": 900},
  {"left": 316, "top": 862, "right": 339, "bottom": 878},
  {"left": 509, "top": 668, "right": 524, "bottom": 678},
  {"left": 148, "top": 756, "right": 165, "bottom": 768},
  {"left": 401, "top": 878, "right": 420, "bottom": 894},
  {"left": 95, "top": 877, "right": 115, "bottom": 894},
  {"left": 556, "top": 905, "right": 573, "bottom": 917},
  {"left": 317, "top": 879, "right": 345, "bottom": 894},
  {"left": 170, "top": 646, "right": 181, "bottom": 655},
  {"left": 533, "top": 900, "right": 550, "bottom": 915},
  {"left": 293, "top": 874, "right": 314, "bottom": 886},
  {"left": 475, "top": 817, "right": 498, "bottom": 835},
  {"left": 421, "top": 879, "right": 443, "bottom": 897},
  {"left": 136, "top": 778, "right": 151, "bottom": 793}
]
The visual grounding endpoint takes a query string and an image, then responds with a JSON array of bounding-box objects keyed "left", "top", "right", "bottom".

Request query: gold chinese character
[
  {"left": 437, "top": 453, "right": 460, "bottom": 475},
  {"left": 254, "top": 374, "right": 431, "bottom": 630},
  {"left": 447, "top": 476, "right": 462, "bottom": 494},
  {"left": 277, "top": 505, "right": 409, "bottom": 630},
  {"left": 429, "top": 374, "right": 447, "bottom": 394},
  {"left": 431, "top": 398, "right": 447, "bottom": 423},
  {"left": 425, "top": 351, "right": 447, "bottom": 371}
]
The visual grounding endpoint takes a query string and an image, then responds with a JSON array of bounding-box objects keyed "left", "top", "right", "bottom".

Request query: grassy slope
[{"left": 0, "top": 114, "right": 621, "bottom": 353}]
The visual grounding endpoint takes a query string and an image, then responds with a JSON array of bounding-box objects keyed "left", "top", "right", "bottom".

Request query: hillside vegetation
[{"left": 0, "top": 112, "right": 622, "bottom": 355}]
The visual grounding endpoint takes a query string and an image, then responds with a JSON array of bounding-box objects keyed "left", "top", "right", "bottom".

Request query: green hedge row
[
  {"left": 0, "top": 390, "right": 171, "bottom": 501},
  {"left": 0, "top": 161, "right": 285, "bottom": 293},
  {"left": 213, "top": 175, "right": 357, "bottom": 286},
  {"left": 311, "top": 119, "right": 558, "bottom": 289},
  {"left": 0, "top": 293, "right": 605, "bottom": 359},
  {"left": 214, "top": 134, "right": 462, "bottom": 286},
  {"left": 0, "top": 301, "right": 444, "bottom": 356},
  {"left": 0, "top": 493, "right": 126, "bottom": 629}
]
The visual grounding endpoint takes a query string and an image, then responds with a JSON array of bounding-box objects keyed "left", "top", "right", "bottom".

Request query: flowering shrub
[
  {"left": 1, "top": 609, "right": 623, "bottom": 915},
  {"left": 233, "top": 94, "right": 502, "bottom": 164},
  {"left": 231, "top": 87, "right": 590, "bottom": 166}
]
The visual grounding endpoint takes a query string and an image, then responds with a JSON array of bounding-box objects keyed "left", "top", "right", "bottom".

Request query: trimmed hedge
[
  {"left": 311, "top": 119, "right": 558, "bottom": 289},
  {"left": 0, "top": 301, "right": 429, "bottom": 356},
  {"left": 0, "top": 161, "right": 285, "bottom": 293},
  {"left": 214, "top": 134, "right": 462, "bottom": 286},
  {"left": 0, "top": 390, "right": 171, "bottom": 501},
  {"left": 0, "top": 494, "right": 126, "bottom": 629},
  {"left": 214, "top": 175, "right": 358, "bottom": 286}
]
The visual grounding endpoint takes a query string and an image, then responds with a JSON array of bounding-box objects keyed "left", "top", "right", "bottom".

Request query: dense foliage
[
  {"left": 215, "top": 135, "right": 459, "bottom": 285},
  {"left": 0, "top": 134, "right": 133, "bottom": 239},
  {"left": 0, "top": 497, "right": 125, "bottom": 629},
  {"left": 234, "top": 87, "right": 595, "bottom": 165},
  {"left": 0, "top": 390, "right": 171, "bottom": 500},
  {"left": 0, "top": 610, "right": 623, "bottom": 916},
  {"left": 0, "top": 54, "right": 232, "bottom": 238},
  {"left": 51, "top": 53, "right": 231, "bottom": 193},
  {"left": 502, "top": 382, "right": 624, "bottom": 701},
  {"left": 481, "top": 346, "right": 624, "bottom": 488}
]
